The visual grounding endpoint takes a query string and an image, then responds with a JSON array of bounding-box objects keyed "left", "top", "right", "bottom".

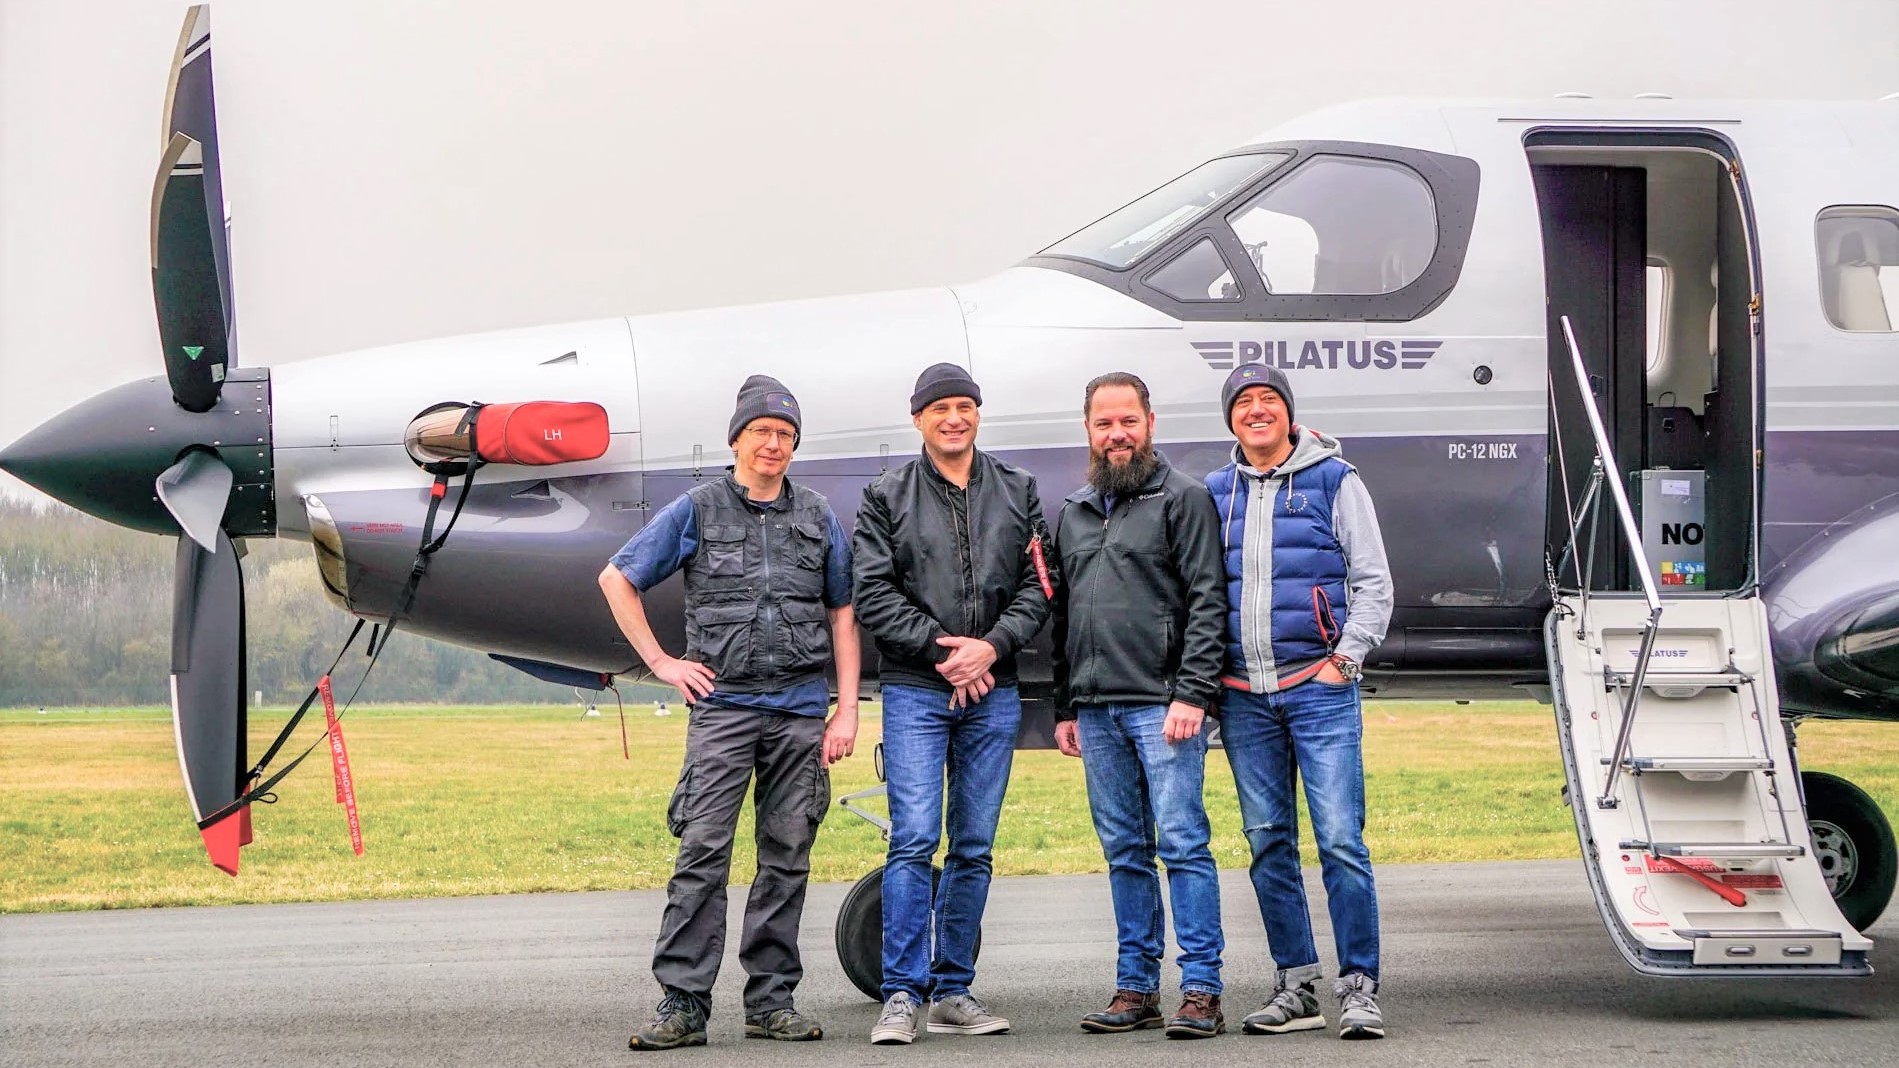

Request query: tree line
[{"left": 0, "top": 499, "right": 667, "bottom": 708}]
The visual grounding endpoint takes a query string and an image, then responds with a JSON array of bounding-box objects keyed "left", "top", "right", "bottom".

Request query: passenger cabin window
[
  {"left": 1226, "top": 155, "right": 1437, "bottom": 295},
  {"left": 1145, "top": 237, "right": 1243, "bottom": 302},
  {"left": 1645, "top": 261, "right": 1669, "bottom": 374},
  {"left": 1041, "top": 152, "right": 1289, "bottom": 269},
  {"left": 1817, "top": 206, "right": 1899, "bottom": 332}
]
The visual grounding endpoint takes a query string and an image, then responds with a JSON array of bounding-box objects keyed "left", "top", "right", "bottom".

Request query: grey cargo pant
[{"left": 653, "top": 705, "right": 830, "bottom": 1015}]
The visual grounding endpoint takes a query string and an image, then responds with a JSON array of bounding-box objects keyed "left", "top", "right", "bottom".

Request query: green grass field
[{"left": 2, "top": 702, "right": 1894, "bottom": 913}]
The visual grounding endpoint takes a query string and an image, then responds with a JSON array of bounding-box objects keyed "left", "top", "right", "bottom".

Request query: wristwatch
[{"left": 1329, "top": 654, "right": 1362, "bottom": 682}]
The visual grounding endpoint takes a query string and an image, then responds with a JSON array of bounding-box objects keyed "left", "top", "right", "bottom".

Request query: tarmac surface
[{"left": 3, "top": 860, "right": 1896, "bottom": 1067}]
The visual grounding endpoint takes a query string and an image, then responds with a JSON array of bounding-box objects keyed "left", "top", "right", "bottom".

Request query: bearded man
[{"left": 1048, "top": 372, "right": 1230, "bottom": 1039}]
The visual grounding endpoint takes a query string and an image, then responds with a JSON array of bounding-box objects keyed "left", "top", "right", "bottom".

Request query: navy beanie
[
  {"left": 910, "top": 362, "right": 983, "bottom": 414},
  {"left": 1220, "top": 363, "right": 1294, "bottom": 436},
  {"left": 728, "top": 374, "right": 802, "bottom": 446}
]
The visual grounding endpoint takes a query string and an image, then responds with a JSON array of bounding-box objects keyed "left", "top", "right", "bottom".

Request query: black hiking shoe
[
  {"left": 745, "top": 1006, "right": 823, "bottom": 1041},
  {"left": 629, "top": 990, "right": 708, "bottom": 1051}
]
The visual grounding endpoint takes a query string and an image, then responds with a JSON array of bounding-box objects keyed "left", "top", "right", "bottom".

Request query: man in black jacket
[
  {"left": 853, "top": 363, "right": 1050, "bottom": 1045},
  {"left": 1051, "top": 372, "right": 1230, "bottom": 1040}
]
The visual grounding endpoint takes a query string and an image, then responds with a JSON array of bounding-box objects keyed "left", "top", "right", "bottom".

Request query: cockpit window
[
  {"left": 1041, "top": 152, "right": 1289, "bottom": 269},
  {"left": 1226, "top": 155, "right": 1436, "bottom": 295},
  {"left": 1145, "top": 237, "right": 1244, "bottom": 302}
]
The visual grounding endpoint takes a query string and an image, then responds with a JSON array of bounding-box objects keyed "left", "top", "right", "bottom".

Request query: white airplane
[{"left": 5, "top": 6, "right": 1896, "bottom": 993}]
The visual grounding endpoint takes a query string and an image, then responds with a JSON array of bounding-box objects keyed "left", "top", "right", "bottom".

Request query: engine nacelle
[{"left": 1766, "top": 493, "right": 1899, "bottom": 719}]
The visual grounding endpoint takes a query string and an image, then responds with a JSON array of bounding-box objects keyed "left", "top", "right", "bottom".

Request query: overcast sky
[{"left": 4, "top": 0, "right": 1898, "bottom": 502}]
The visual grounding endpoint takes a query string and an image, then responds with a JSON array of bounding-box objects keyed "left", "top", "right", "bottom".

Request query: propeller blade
[
  {"left": 150, "top": 134, "right": 229, "bottom": 413},
  {"left": 150, "top": 4, "right": 235, "bottom": 413},
  {"left": 161, "top": 6, "right": 234, "bottom": 352},
  {"left": 170, "top": 529, "right": 249, "bottom": 875},
  {"left": 155, "top": 450, "right": 233, "bottom": 552}
]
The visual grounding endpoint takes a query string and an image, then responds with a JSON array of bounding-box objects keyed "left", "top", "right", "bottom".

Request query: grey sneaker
[
  {"left": 628, "top": 990, "right": 708, "bottom": 1051},
  {"left": 927, "top": 992, "right": 1011, "bottom": 1035},
  {"left": 745, "top": 1006, "right": 823, "bottom": 1041},
  {"left": 871, "top": 992, "right": 923, "bottom": 1045},
  {"left": 1242, "top": 970, "right": 1326, "bottom": 1035},
  {"left": 1334, "top": 974, "right": 1384, "bottom": 1040}
]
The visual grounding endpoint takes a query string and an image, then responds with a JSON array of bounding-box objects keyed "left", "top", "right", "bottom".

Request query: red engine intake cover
[{"left": 473, "top": 401, "right": 610, "bottom": 466}]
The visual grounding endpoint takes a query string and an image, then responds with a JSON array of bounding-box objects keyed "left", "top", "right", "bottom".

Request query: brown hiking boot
[
  {"left": 1165, "top": 991, "right": 1224, "bottom": 1039},
  {"left": 1080, "top": 989, "right": 1162, "bottom": 1033}
]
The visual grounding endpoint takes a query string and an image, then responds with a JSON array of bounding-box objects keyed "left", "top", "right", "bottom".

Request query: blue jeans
[
  {"left": 1078, "top": 703, "right": 1223, "bottom": 995},
  {"left": 880, "top": 683, "right": 1021, "bottom": 1000},
  {"left": 1220, "top": 678, "right": 1379, "bottom": 982}
]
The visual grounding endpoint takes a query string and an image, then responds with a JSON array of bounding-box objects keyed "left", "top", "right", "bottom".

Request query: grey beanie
[
  {"left": 910, "top": 362, "right": 983, "bottom": 414},
  {"left": 1220, "top": 362, "right": 1294, "bottom": 436},
  {"left": 727, "top": 374, "right": 802, "bottom": 446}
]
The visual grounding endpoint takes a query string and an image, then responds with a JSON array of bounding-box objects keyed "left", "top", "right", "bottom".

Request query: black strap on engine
[
  {"left": 198, "top": 616, "right": 390, "bottom": 830},
  {"left": 244, "top": 618, "right": 366, "bottom": 779},
  {"left": 374, "top": 405, "right": 485, "bottom": 658}
]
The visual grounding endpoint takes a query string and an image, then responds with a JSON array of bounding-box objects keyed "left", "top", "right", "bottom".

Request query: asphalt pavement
[{"left": 3, "top": 860, "right": 1895, "bottom": 1067}]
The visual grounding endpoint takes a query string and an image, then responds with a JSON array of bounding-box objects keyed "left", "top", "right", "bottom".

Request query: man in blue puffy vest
[{"left": 1204, "top": 363, "right": 1393, "bottom": 1041}]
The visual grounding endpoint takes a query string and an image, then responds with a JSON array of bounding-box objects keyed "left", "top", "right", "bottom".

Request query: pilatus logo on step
[{"left": 1191, "top": 339, "right": 1442, "bottom": 372}]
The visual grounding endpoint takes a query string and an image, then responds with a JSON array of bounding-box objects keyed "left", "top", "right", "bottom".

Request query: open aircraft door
[
  {"left": 1527, "top": 129, "right": 1870, "bottom": 974},
  {"left": 1543, "top": 311, "right": 1869, "bottom": 975}
]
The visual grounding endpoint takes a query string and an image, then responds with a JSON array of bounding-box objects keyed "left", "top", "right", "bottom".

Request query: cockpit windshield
[{"left": 1040, "top": 152, "right": 1290, "bottom": 269}]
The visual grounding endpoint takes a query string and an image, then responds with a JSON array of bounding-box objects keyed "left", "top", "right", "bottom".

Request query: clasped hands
[{"left": 935, "top": 635, "right": 998, "bottom": 709}]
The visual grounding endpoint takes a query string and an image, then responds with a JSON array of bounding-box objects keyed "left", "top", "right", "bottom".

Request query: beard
[{"left": 1087, "top": 441, "right": 1160, "bottom": 498}]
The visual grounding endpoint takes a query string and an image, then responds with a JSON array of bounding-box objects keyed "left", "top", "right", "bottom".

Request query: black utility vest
[{"left": 681, "top": 477, "right": 832, "bottom": 694}]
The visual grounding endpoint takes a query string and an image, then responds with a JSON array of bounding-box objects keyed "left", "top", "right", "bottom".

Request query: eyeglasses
[{"left": 744, "top": 426, "right": 796, "bottom": 445}]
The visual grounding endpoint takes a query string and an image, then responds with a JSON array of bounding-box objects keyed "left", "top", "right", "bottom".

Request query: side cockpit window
[
  {"left": 1226, "top": 155, "right": 1437, "bottom": 295},
  {"left": 1144, "top": 237, "right": 1244, "bottom": 302},
  {"left": 1817, "top": 206, "right": 1899, "bottom": 332},
  {"left": 1041, "top": 152, "right": 1290, "bottom": 269},
  {"left": 1023, "top": 140, "right": 1479, "bottom": 323}
]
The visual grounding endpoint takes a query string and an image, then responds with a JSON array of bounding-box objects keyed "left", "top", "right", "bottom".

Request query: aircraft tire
[
  {"left": 833, "top": 864, "right": 980, "bottom": 1001},
  {"left": 1803, "top": 770, "right": 1898, "bottom": 932}
]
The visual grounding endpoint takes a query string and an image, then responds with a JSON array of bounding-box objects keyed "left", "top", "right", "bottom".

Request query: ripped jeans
[{"left": 1219, "top": 679, "right": 1379, "bottom": 982}]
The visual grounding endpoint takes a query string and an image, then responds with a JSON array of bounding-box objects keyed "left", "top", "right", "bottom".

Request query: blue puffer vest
[{"left": 1205, "top": 452, "right": 1352, "bottom": 681}]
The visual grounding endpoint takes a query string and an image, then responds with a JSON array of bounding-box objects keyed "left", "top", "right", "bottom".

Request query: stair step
[
  {"left": 1620, "top": 840, "right": 1806, "bottom": 859},
  {"left": 1603, "top": 668, "right": 1751, "bottom": 690},
  {"left": 1672, "top": 929, "right": 1844, "bottom": 966},
  {"left": 1614, "top": 756, "right": 1773, "bottom": 773}
]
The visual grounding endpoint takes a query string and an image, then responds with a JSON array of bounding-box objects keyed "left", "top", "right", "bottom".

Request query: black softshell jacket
[{"left": 1050, "top": 456, "right": 1229, "bottom": 718}]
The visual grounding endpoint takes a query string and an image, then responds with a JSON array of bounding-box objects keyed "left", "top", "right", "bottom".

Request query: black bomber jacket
[{"left": 851, "top": 449, "right": 1051, "bottom": 693}]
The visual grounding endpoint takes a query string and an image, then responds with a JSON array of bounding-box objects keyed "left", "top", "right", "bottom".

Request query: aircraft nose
[{"left": 0, "top": 371, "right": 274, "bottom": 536}]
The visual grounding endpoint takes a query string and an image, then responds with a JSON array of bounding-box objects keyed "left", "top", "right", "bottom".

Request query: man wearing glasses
[{"left": 600, "top": 374, "right": 861, "bottom": 1050}]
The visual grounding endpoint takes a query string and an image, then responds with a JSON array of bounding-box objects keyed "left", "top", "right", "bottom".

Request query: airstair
[{"left": 1545, "top": 319, "right": 1870, "bottom": 976}]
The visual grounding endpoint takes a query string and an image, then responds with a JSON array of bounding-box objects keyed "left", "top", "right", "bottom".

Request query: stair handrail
[{"left": 1555, "top": 315, "right": 1664, "bottom": 807}]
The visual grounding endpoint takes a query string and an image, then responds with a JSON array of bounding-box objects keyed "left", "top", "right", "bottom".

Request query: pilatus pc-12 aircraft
[{"left": 6, "top": 6, "right": 1898, "bottom": 991}]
